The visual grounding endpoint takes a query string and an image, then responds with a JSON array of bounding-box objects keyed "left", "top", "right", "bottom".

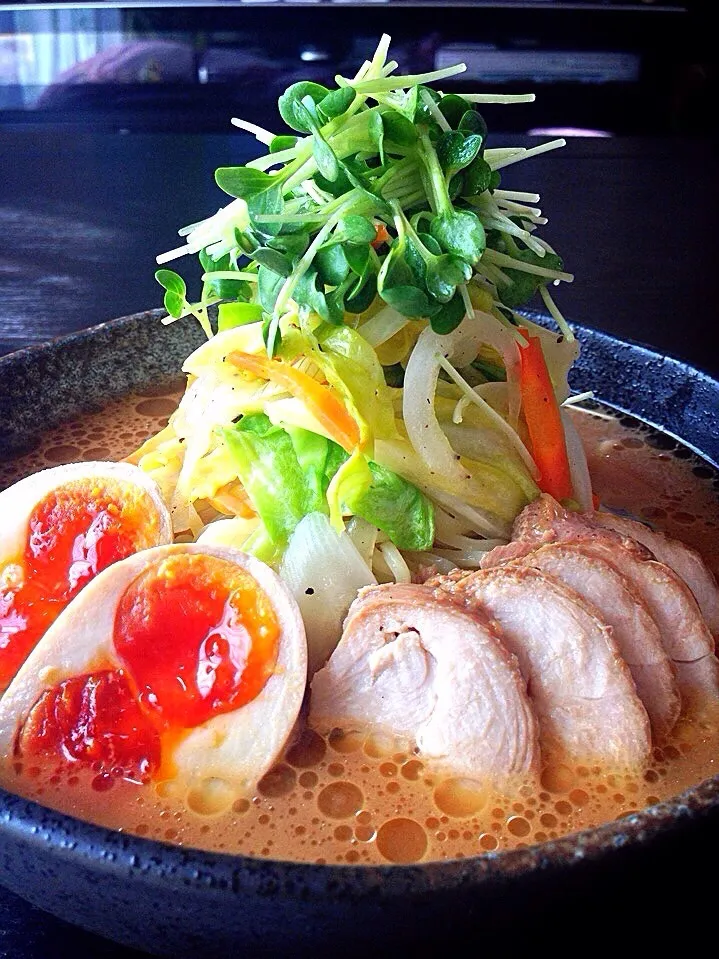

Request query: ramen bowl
[{"left": 1, "top": 310, "right": 718, "bottom": 957}]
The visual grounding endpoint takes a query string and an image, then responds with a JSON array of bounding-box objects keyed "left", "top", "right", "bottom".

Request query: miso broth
[{"left": 1, "top": 387, "right": 718, "bottom": 865}]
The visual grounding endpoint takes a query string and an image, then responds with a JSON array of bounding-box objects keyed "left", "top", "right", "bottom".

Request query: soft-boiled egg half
[
  {"left": 0, "top": 544, "right": 307, "bottom": 804},
  {"left": 0, "top": 462, "right": 172, "bottom": 693}
]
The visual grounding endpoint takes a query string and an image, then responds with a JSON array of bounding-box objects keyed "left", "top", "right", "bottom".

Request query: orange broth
[{"left": 1, "top": 384, "right": 718, "bottom": 865}]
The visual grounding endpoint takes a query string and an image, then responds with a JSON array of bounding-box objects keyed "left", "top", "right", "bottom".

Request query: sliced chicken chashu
[
  {"left": 309, "top": 583, "right": 540, "bottom": 784},
  {"left": 507, "top": 543, "right": 680, "bottom": 740},
  {"left": 482, "top": 495, "right": 719, "bottom": 706},
  {"left": 591, "top": 510, "right": 719, "bottom": 636},
  {"left": 432, "top": 566, "right": 652, "bottom": 768},
  {"left": 480, "top": 493, "right": 654, "bottom": 569},
  {"left": 580, "top": 541, "right": 719, "bottom": 707}
]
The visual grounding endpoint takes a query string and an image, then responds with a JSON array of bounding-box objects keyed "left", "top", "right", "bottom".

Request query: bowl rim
[{"left": 1, "top": 309, "right": 719, "bottom": 895}]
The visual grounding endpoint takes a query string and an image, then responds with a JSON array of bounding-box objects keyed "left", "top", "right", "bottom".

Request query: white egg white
[{"left": 0, "top": 543, "right": 308, "bottom": 797}]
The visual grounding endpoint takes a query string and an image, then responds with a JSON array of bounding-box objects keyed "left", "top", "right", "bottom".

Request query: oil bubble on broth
[{"left": 2, "top": 394, "right": 719, "bottom": 865}]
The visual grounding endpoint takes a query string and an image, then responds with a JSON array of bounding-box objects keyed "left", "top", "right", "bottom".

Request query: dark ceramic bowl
[{"left": 1, "top": 311, "right": 718, "bottom": 957}]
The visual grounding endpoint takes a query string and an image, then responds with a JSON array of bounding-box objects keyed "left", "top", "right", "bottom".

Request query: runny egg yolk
[
  {"left": 16, "top": 554, "right": 281, "bottom": 786},
  {"left": 114, "top": 554, "right": 281, "bottom": 730},
  {"left": 18, "top": 670, "right": 161, "bottom": 786},
  {"left": 0, "top": 479, "right": 159, "bottom": 690}
]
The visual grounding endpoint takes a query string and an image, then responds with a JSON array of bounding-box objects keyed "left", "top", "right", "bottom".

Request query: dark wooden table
[{"left": 0, "top": 130, "right": 718, "bottom": 958}]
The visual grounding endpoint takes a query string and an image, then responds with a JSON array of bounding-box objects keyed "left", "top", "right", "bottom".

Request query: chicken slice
[
  {"left": 482, "top": 495, "right": 719, "bottom": 707},
  {"left": 480, "top": 493, "right": 653, "bottom": 568},
  {"left": 432, "top": 566, "right": 652, "bottom": 768},
  {"left": 309, "top": 583, "right": 539, "bottom": 784},
  {"left": 507, "top": 543, "right": 679, "bottom": 740},
  {"left": 591, "top": 510, "right": 719, "bottom": 636}
]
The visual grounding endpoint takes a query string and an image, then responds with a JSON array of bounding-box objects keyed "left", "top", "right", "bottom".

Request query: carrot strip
[
  {"left": 227, "top": 351, "right": 360, "bottom": 452},
  {"left": 210, "top": 482, "right": 257, "bottom": 518},
  {"left": 518, "top": 329, "right": 572, "bottom": 501},
  {"left": 372, "top": 222, "right": 391, "bottom": 248}
]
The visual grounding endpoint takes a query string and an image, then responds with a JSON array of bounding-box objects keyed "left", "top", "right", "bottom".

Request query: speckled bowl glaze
[{"left": 1, "top": 311, "right": 718, "bottom": 957}]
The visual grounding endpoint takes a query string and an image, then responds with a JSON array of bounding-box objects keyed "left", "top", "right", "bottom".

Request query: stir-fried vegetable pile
[{"left": 133, "top": 34, "right": 592, "bottom": 589}]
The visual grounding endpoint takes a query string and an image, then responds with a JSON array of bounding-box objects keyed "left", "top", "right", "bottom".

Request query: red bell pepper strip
[{"left": 518, "top": 328, "right": 573, "bottom": 501}]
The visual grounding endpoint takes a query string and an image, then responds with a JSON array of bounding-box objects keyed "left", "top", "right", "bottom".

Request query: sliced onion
[
  {"left": 561, "top": 408, "right": 593, "bottom": 511},
  {"left": 402, "top": 322, "right": 479, "bottom": 493},
  {"left": 402, "top": 312, "right": 524, "bottom": 503},
  {"left": 402, "top": 551, "right": 458, "bottom": 577},
  {"left": 471, "top": 310, "right": 522, "bottom": 426},
  {"left": 357, "top": 305, "right": 409, "bottom": 347},
  {"left": 345, "top": 516, "right": 379, "bottom": 567},
  {"left": 428, "top": 487, "right": 511, "bottom": 540},
  {"left": 197, "top": 516, "right": 260, "bottom": 548},
  {"left": 279, "top": 512, "right": 376, "bottom": 676},
  {"left": 377, "top": 541, "right": 412, "bottom": 583}
]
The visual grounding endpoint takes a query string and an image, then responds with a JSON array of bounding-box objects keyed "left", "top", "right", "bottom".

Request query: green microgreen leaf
[
  {"left": 462, "top": 155, "right": 493, "bottom": 197},
  {"left": 381, "top": 285, "right": 439, "bottom": 318},
  {"left": 314, "top": 165, "right": 354, "bottom": 198},
  {"left": 252, "top": 246, "right": 294, "bottom": 277},
  {"left": 459, "top": 109, "right": 488, "bottom": 143},
  {"left": 215, "top": 167, "right": 277, "bottom": 199},
  {"left": 317, "top": 86, "right": 356, "bottom": 123},
  {"left": 384, "top": 85, "right": 418, "bottom": 122},
  {"left": 337, "top": 159, "right": 390, "bottom": 216},
  {"left": 414, "top": 85, "right": 441, "bottom": 125},
  {"left": 258, "top": 264, "right": 285, "bottom": 313},
  {"left": 267, "top": 232, "right": 309, "bottom": 259},
  {"left": 378, "top": 235, "right": 440, "bottom": 317},
  {"left": 430, "top": 290, "right": 466, "bottom": 334},
  {"left": 294, "top": 96, "right": 340, "bottom": 182},
  {"left": 344, "top": 241, "right": 371, "bottom": 276},
  {"left": 247, "top": 183, "right": 284, "bottom": 236},
  {"left": 436, "top": 130, "right": 483, "bottom": 180},
  {"left": 262, "top": 311, "right": 282, "bottom": 357},
  {"left": 155, "top": 268, "right": 185, "bottom": 296},
  {"left": 425, "top": 253, "right": 472, "bottom": 303},
  {"left": 325, "top": 279, "right": 352, "bottom": 324},
  {"left": 199, "top": 250, "right": 252, "bottom": 300},
  {"left": 496, "top": 249, "right": 564, "bottom": 309},
  {"left": 270, "top": 135, "right": 298, "bottom": 153},
  {"left": 293, "top": 267, "right": 329, "bottom": 321},
  {"left": 311, "top": 133, "right": 340, "bottom": 182},
  {"left": 218, "top": 302, "right": 263, "bottom": 330},
  {"left": 430, "top": 210, "right": 486, "bottom": 264},
  {"left": 338, "top": 215, "right": 376, "bottom": 245},
  {"left": 345, "top": 272, "right": 377, "bottom": 314},
  {"left": 438, "top": 94, "right": 468, "bottom": 129},
  {"left": 368, "top": 110, "right": 385, "bottom": 165},
  {"left": 278, "top": 81, "right": 330, "bottom": 133},
  {"left": 416, "top": 229, "right": 441, "bottom": 255},
  {"left": 399, "top": 214, "right": 471, "bottom": 306},
  {"left": 155, "top": 269, "right": 187, "bottom": 318},
  {"left": 315, "top": 243, "right": 350, "bottom": 287},
  {"left": 381, "top": 109, "right": 417, "bottom": 146}
]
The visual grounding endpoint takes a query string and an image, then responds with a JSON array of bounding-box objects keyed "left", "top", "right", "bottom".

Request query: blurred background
[
  {"left": 0, "top": 0, "right": 716, "bottom": 367},
  {"left": 0, "top": 1, "right": 714, "bottom": 136}
]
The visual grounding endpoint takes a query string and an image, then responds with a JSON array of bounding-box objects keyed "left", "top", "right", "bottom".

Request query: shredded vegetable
[{"left": 135, "top": 34, "right": 591, "bottom": 607}]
